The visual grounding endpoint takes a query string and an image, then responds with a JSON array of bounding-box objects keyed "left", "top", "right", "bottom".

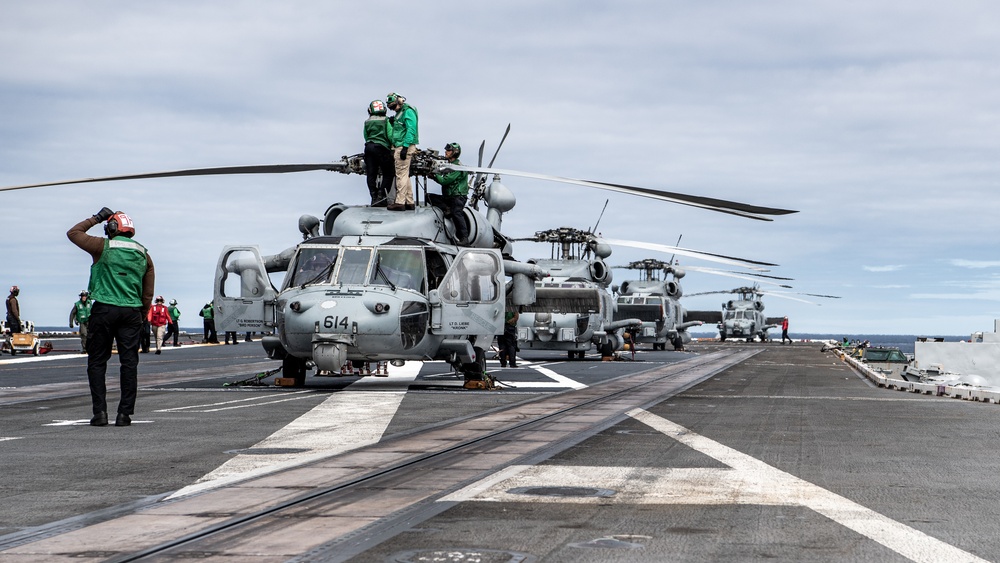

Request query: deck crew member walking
[
  {"left": 69, "top": 290, "right": 93, "bottom": 352},
  {"left": 68, "top": 208, "right": 154, "bottom": 427},
  {"left": 148, "top": 296, "right": 170, "bottom": 354},
  {"left": 781, "top": 316, "right": 791, "bottom": 344}
]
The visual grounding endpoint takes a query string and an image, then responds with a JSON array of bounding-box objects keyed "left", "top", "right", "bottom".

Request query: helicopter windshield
[
  {"left": 335, "top": 248, "right": 373, "bottom": 285},
  {"left": 369, "top": 248, "right": 425, "bottom": 292},
  {"left": 287, "top": 247, "right": 339, "bottom": 288}
]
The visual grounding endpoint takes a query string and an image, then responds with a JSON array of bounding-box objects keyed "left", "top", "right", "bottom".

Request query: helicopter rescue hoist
[{"left": 2, "top": 122, "right": 799, "bottom": 389}]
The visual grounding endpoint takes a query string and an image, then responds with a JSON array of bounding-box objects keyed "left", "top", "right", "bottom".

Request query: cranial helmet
[
  {"left": 80, "top": 290, "right": 89, "bottom": 297},
  {"left": 368, "top": 100, "right": 386, "bottom": 116},
  {"left": 445, "top": 142, "right": 461, "bottom": 157},
  {"left": 156, "top": 295, "right": 164, "bottom": 303},
  {"left": 386, "top": 92, "right": 405, "bottom": 106},
  {"left": 9, "top": 286, "right": 18, "bottom": 296},
  {"left": 169, "top": 299, "right": 177, "bottom": 306},
  {"left": 105, "top": 211, "right": 136, "bottom": 238}
]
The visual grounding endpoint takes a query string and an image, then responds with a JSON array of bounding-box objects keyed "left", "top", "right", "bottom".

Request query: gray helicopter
[
  {"left": 609, "top": 246, "right": 789, "bottom": 351},
  {"left": 612, "top": 259, "right": 700, "bottom": 351},
  {"left": 687, "top": 285, "right": 839, "bottom": 342},
  {"left": 2, "top": 136, "right": 798, "bottom": 388},
  {"left": 511, "top": 227, "right": 640, "bottom": 360}
]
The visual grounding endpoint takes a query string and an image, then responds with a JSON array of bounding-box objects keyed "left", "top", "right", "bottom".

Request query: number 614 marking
[{"left": 323, "top": 316, "right": 350, "bottom": 329}]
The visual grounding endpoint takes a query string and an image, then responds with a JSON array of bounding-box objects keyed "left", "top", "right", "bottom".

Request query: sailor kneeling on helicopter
[{"left": 429, "top": 142, "right": 470, "bottom": 242}]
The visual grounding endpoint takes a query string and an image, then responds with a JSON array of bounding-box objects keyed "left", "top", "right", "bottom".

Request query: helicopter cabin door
[
  {"left": 214, "top": 245, "right": 277, "bottom": 333},
  {"left": 429, "top": 248, "right": 504, "bottom": 336}
]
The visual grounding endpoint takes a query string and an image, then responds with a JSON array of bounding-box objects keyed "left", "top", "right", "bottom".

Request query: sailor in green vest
[
  {"left": 429, "top": 142, "right": 470, "bottom": 242},
  {"left": 363, "top": 99, "right": 394, "bottom": 206},
  {"left": 69, "top": 290, "right": 93, "bottom": 353},
  {"left": 199, "top": 302, "right": 219, "bottom": 343},
  {"left": 386, "top": 92, "right": 418, "bottom": 210},
  {"left": 162, "top": 299, "right": 181, "bottom": 347},
  {"left": 67, "top": 208, "right": 155, "bottom": 427}
]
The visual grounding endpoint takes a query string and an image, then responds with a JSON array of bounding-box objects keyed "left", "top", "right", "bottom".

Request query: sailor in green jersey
[
  {"left": 162, "top": 299, "right": 181, "bottom": 347},
  {"left": 199, "top": 302, "right": 218, "bottom": 343},
  {"left": 69, "top": 290, "right": 93, "bottom": 352},
  {"left": 363, "top": 99, "right": 394, "bottom": 206},
  {"left": 386, "top": 92, "right": 418, "bottom": 210},
  {"left": 67, "top": 208, "right": 155, "bottom": 427},
  {"left": 429, "top": 142, "right": 470, "bottom": 242}
]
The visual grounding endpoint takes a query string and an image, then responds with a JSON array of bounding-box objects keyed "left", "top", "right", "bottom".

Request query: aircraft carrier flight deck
[{"left": 1, "top": 339, "right": 998, "bottom": 562}]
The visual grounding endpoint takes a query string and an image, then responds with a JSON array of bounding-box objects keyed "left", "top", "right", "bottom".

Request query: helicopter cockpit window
[
  {"left": 440, "top": 251, "right": 500, "bottom": 303},
  {"left": 221, "top": 250, "right": 271, "bottom": 298},
  {"left": 287, "top": 247, "right": 339, "bottom": 288},
  {"left": 335, "top": 248, "right": 373, "bottom": 285},
  {"left": 369, "top": 248, "right": 425, "bottom": 292}
]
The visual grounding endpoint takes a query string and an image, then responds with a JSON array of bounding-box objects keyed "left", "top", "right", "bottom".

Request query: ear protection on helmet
[
  {"left": 105, "top": 211, "right": 135, "bottom": 238},
  {"left": 445, "top": 142, "right": 461, "bottom": 157}
]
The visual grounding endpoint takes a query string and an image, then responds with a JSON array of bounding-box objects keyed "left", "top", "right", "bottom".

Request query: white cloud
[
  {"left": 4, "top": 1, "right": 1000, "bottom": 335},
  {"left": 951, "top": 259, "right": 1000, "bottom": 269},
  {"left": 863, "top": 265, "right": 906, "bottom": 272}
]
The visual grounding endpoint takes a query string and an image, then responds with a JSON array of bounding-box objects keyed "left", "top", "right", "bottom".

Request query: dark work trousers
[
  {"left": 364, "top": 142, "right": 394, "bottom": 206},
  {"left": 497, "top": 327, "right": 518, "bottom": 367},
  {"left": 86, "top": 302, "right": 143, "bottom": 416},
  {"left": 203, "top": 319, "right": 218, "bottom": 343},
  {"left": 437, "top": 195, "right": 469, "bottom": 241},
  {"left": 163, "top": 321, "right": 178, "bottom": 346}
]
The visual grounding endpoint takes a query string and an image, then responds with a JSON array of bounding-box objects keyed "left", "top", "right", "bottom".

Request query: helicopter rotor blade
[
  {"left": 473, "top": 140, "right": 486, "bottom": 191},
  {"left": 602, "top": 238, "right": 776, "bottom": 271},
  {"left": 756, "top": 291, "right": 821, "bottom": 305},
  {"left": 681, "top": 266, "right": 793, "bottom": 288},
  {"left": 486, "top": 123, "right": 511, "bottom": 169},
  {"left": 0, "top": 162, "right": 351, "bottom": 193},
  {"left": 442, "top": 164, "right": 797, "bottom": 221}
]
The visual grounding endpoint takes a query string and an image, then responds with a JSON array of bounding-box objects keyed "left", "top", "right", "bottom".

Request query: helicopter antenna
[
  {"left": 670, "top": 234, "right": 682, "bottom": 267},
  {"left": 590, "top": 199, "right": 609, "bottom": 234}
]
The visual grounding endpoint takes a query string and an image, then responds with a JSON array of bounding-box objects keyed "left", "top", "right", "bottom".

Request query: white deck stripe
[
  {"left": 442, "top": 409, "right": 985, "bottom": 563},
  {"left": 166, "top": 362, "right": 421, "bottom": 499},
  {"left": 154, "top": 390, "right": 313, "bottom": 412},
  {"left": 629, "top": 409, "right": 986, "bottom": 563}
]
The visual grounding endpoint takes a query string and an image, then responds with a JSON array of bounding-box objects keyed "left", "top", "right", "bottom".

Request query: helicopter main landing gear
[
  {"left": 462, "top": 346, "right": 497, "bottom": 390},
  {"left": 281, "top": 355, "right": 308, "bottom": 387}
]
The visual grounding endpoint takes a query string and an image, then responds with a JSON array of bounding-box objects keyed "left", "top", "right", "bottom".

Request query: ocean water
[
  {"left": 690, "top": 333, "right": 968, "bottom": 355},
  {"left": 34, "top": 328, "right": 966, "bottom": 356}
]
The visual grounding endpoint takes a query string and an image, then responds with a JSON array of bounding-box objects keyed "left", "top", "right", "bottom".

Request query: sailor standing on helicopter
[
  {"left": 363, "top": 99, "right": 393, "bottom": 206},
  {"left": 386, "top": 92, "right": 418, "bottom": 211},
  {"left": 429, "top": 142, "right": 470, "bottom": 242}
]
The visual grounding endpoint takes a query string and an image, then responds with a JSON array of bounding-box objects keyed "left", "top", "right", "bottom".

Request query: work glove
[
  {"left": 94, "top": 207, "right": 114, "bottom": 222},
  {"left": 399, "top": 146, "right": 408, "bottom": 161}
]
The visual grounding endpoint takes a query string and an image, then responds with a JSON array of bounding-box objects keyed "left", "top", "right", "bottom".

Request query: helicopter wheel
[{"left": 282, "top": 355, "right": 308, "bottom": 387}]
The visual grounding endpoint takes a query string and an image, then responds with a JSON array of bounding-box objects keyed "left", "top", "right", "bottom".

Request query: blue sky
[{"left": 2, "top": 1, "right": 1000, "bottom": 335}]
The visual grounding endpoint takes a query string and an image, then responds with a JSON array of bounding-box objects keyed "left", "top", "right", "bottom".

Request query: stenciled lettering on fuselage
[{"left": 448, "top": 308, "right": 496, "bottom": 333}]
